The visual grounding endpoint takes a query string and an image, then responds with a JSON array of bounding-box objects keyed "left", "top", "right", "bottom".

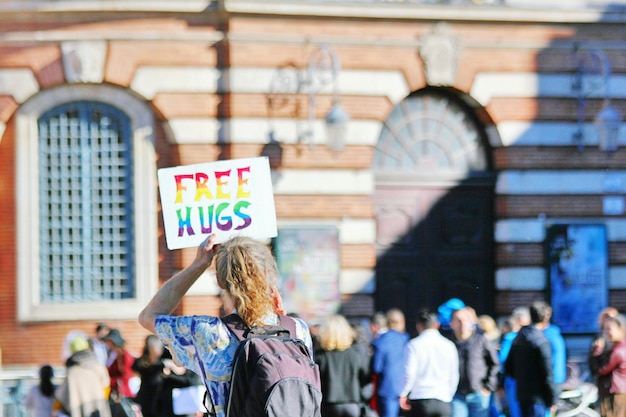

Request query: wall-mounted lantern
[{"left": 267, "top": 45, "right": 349, "bottom": 151}]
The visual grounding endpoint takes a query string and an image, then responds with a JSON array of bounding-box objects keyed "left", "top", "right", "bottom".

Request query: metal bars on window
[{"left": 38, "top": 101, "right": 134, "bottom": 303}]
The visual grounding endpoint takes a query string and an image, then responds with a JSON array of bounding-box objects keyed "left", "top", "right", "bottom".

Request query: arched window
[
  {"left": 38, "top": 102, "right": 134, "bottom": 302},
  {"left": 16, "top": 85, "right": 157, "bottom": 322},
  {"left": 374, "top": 87, "right": 491, "bottom": 180}
]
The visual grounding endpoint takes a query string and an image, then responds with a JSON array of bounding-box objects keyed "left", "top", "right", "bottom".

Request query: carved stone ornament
[
  {"left": 418, "top": 23, "right": 461, "bottom": 87},
  {"left": 61, "top": 41, "right": 107, "bottom": 84}
]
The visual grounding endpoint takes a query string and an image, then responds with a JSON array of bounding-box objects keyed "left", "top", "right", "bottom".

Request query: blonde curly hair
[{"left": 215, "top": 236, "right": 278, "bottom": 328}]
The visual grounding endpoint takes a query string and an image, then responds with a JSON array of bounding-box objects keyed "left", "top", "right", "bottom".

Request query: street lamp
[
  {"left": 325, "top": 102, "right": 350, "bottom": 151},
  {"left": 266, "top": 45, "right": 350, "bottom": 151},
  {"left": 595, "top": 101, "right": 622, "bottom": 152},
  {"left": 302, "top": 45, "right": 350, "bottom": 150}
]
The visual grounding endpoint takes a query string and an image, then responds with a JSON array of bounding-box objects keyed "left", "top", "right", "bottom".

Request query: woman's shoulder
[
  {"left": 155, "top": 315, "right": 233, "bottom": 351},
  {"left": 156, "top": 314, "right": 226, "bottom": 335}
]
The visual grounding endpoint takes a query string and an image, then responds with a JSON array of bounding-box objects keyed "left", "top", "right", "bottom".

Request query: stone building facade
[{"left": 1, "top": 0, "right": 625, "bottom": 365}]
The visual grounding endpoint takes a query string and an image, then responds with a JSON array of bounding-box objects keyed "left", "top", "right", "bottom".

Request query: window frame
[{"left": 16, "top": 84, "right": 158, "bottom": 322}]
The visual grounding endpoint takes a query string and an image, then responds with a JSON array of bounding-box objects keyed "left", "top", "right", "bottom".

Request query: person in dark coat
[
  {"left": 504, "top": 301, "right": 559, "bottom": 417},
  {"left": 315, "top": 314, "right": 372, "bottom": 417},
  {"left": 133, "top": 335, "right": 203, "bottom": 417},
  {"left": 132, "top": 335, "right": 165, "bottom": 417},
  {"left": 156, "top": 354, "right": 203, "bottom": 417},
  {"left": 449, "top": 307, "right": 499, "bottom": 417}
]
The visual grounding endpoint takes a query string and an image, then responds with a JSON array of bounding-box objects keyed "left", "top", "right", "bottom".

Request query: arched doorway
[{"left": 374, "top": 86, "right": 496, "bottom": 334}]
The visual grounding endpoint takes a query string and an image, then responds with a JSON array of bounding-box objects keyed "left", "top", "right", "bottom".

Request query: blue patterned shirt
[{"left": 155, "top": 314, "right": 313, "bottom": 417}]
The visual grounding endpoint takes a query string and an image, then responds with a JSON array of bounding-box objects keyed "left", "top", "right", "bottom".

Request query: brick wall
[{"left": 0, "top": 7, "right": 624, "bottom": 365}]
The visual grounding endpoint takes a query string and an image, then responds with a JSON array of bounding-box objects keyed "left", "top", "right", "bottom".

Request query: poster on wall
[
  {"left": 158, "top": 157, "right": 277, "bottom": 250},
  {"left": 546, "top": 224, "right": 608, "bottom": 334},
  {"left": 275, "top": 226, "right": 341, "bottom": 321}
]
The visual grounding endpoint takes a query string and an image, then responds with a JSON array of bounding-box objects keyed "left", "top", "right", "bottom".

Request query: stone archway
[{"left": 374, "top": 86, "right": 496, "bottom": 334}]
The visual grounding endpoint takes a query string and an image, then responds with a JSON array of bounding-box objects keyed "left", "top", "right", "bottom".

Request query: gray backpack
[{"left": 210, "top": 314, "right": 322, "bottom": 417}]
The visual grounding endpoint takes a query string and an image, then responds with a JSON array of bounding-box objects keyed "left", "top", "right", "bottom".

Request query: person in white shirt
[{"left": 399, "top": 309, "right": 460, "bottom": 417}]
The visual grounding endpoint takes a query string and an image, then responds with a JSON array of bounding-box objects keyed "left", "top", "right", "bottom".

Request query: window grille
[{"left": 38, "top": 101, "right": 134, "bottom": 303}]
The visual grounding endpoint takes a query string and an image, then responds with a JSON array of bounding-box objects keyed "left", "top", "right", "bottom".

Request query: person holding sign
[{"left": 138, "top": 234, "right": 315, "bottom": 417}]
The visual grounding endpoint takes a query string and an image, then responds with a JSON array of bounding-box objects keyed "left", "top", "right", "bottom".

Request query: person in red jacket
[
  {"left": 594, "top": 314, "right": 626, "bottom": 417},
  {"left": 103, "top": 328, "right": 137, "bottom": 399}
]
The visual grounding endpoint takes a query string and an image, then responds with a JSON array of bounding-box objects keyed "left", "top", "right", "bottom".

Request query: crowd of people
[
  {"left": 21, "top": 234, "right": 626, "bottom": 417},
  {"left": 23, "top": 323, "right": 204, "bottom": 417}
]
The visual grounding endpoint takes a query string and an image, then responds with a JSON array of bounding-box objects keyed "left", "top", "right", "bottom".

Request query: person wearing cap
[
  {"left": 103, "top": 329, "right": 137, "bottom": 399},
  {"left": 55, "top": 336, "right": 111, "bottom": 417},
  {"left": 438, "top": 298, "right": 466, "bottom": 341}
]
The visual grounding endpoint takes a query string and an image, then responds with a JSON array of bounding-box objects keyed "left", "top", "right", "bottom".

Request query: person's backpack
[{"left": 212, "top": 314, "right": 322, "bottom": 417}]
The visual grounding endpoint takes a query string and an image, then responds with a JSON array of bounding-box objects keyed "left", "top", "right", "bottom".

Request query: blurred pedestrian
[
  {"left": 541, "top": 304, "right": 567, "bottom": 386},
  {"left": 450, "top": 307, "right": 499, "bottom": 417},
  {"left": 478, "top": 315, "right": 501, "bottom": 350},
  {"left": 504, "top": 301, "right": 559, "bottom": 417},
  {"left": 591, "top": 314, "right": 626, "bottom": 417},
  {"left": 103, "top": 329, "right": 137, "bottom": 399},
  {"left": 589, "top": 306, "right": 620, "bottom": 410},
  {"left": 438, "top": 298, "right": 466, "bottom": 341},
  {"left": 55, "top": 336, "right": 111, "bottom": 417},
  {"left": 399, "top": 309, "right": 459, "bottom": 417},
  {"left": 23, "top": 365, "right": 56, "bottom": 417},
  {"left": 157, "top": 352, "right": 204, "bottom": 417},
  {"left": 371, "top": 308, "right": 410, "bottom": 417},
  {"left": 371, "top": 312, "right": 388, "bottom": 341},
  {"left": 369, "top": 311, "right": 389, "bottom": 413},
  {"left": 132, "top": 335, "right": 165, "bottom": 417},
  {"left": 91, "top": 323, "right": 111, "bottom": 366},
  {"left": 316, "top": 314, "right": 372, "bottom": 417},
  {"left": 61, "top": 330, "right": 89, "bottom": 363},
  {"left": 499, "top": 307, "right": 531, "bottom": 417}
]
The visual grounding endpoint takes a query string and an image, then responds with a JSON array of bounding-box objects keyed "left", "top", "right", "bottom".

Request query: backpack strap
[
  {"left": 221, "top": 313, "right": 248, "bottom": 340},
  {"left": 222, "top": 313, "right": 298, "bottom": 340},
  {"left": 192, "top": 350, "right": 217, "bottom": 417},
  {"left": 278, "top": 315, "right": 298, "bottom": 338}
]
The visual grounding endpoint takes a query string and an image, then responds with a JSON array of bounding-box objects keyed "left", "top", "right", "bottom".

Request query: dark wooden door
[{"left": 375, "top": 182, "right": 494, "bottom": 335}]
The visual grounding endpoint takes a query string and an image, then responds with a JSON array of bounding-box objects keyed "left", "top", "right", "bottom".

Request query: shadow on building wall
[{"left": 341, "top": 4, "right": 626, "bottom": 335}]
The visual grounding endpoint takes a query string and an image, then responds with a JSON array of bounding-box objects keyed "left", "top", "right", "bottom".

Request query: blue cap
[{"left": 437, "top": 298, "right": 466, "bottom": 326}]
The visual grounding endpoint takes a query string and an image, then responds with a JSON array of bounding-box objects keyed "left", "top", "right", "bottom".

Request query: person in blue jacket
[
  {"left": 499, "top": 307, "right": 531, "bottom": 417},
  {"left": 542, "top": 304, "right": 567, "bottom": 386},
  {"left": 371, "top": 308, "right": 410, "bottom": 417}
]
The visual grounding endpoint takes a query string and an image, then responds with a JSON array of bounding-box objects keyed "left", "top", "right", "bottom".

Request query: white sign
[{"left": 158, "top": 157, "right": 277, "bottom": 250}]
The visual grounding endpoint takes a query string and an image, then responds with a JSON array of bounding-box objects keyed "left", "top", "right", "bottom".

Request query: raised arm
[{"left": 138, "top": 234, "right": 218, "bottom": 333}]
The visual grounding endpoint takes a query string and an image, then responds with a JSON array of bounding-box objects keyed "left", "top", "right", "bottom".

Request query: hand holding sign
[{"left": 158, "top": 157, "right": 277, "bottom": 250}]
